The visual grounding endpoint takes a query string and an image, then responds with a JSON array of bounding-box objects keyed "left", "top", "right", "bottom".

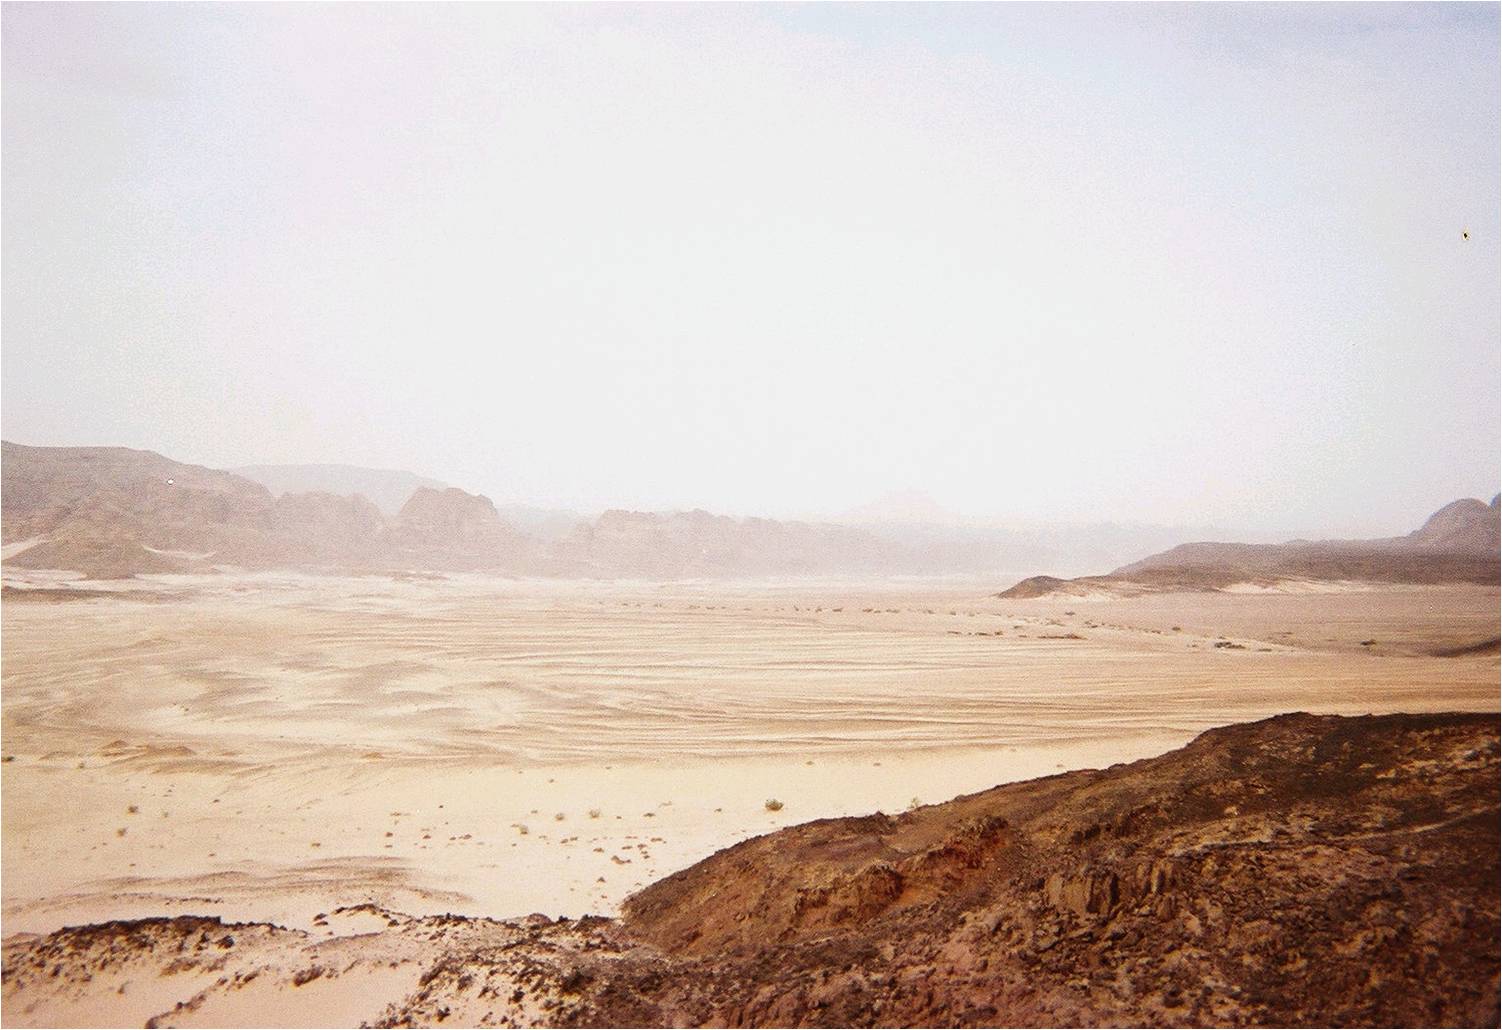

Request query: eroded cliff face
[{"left": 5, "top": 712, "right": 1498, "bottom": 1028}]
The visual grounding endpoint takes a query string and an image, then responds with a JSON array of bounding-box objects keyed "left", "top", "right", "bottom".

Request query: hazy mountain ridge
[
  {"left": 232, "top": 463, "right": 448, "bottom": 516},
  {"left": 1000, "top": 495, "right": 1501, "bottom": 598},
  {"left": 2, "top": 443, "right": 511, "bottom": 577},
  {"left": 0, "top": 442, "right": 1047, "bottom": 580},
  {"left": 2, "top": 444, "right": 898, "bottom": 579},
  {"left": 5, "top": 441, "right": 1497, "bottom": 586},
  {"left": 551, "top": 508, "right": 898, "bottom": 579}
]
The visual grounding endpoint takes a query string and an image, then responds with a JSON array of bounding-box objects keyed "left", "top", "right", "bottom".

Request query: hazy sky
[{"left": 4, "top": 3, "right": 1498, "bottom": 536}]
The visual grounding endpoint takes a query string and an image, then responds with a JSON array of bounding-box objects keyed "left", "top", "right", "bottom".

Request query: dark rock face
[
  {"left": 612, "top": 711, "right": 1500, "bottom": 1028},
  {"left": 6, "top": 713, "right": 1496, "bottom": 1027}
]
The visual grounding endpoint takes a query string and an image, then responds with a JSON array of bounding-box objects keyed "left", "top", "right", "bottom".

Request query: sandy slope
[{"left": 3, "top": 575, "right": 1496, "bottom": 949}]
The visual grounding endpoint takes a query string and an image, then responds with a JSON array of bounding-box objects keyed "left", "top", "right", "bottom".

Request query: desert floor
[{"left": 2, "top": 574, "right": 1497, "bottom": 938}]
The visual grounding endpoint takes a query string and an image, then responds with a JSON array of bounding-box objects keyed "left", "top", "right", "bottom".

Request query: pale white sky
[{"left": 3, "top": 3, "right": 1497, "bottom": 536}]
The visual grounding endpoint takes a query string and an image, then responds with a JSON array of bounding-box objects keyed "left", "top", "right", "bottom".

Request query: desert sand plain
[{"left": 2, "top": 572, "right": 1497, "bottom": 945}]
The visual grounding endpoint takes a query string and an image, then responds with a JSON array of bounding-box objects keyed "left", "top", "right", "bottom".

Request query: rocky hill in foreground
[
  {"left": 4, "top": 712, "right": 1497, "bottom": 1027},
  {"left": 1000, "top": 495, "right": 1500, "bottom": 598}
]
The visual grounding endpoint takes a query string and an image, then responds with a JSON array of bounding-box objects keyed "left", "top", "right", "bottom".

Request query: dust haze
[
  {"left": 2, "top": 5, "right": 1499, "bottom": 1029},
  {"left": 3, "top": 3, "right": 1498, "bottom": 535}
]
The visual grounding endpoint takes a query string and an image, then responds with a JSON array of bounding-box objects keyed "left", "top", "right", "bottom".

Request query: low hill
[
  {"left": 1408, "top": 497, "right": 1502, "bottom": 553},
  {"left": 1, "top": 442, "right": 280, "bottom": 576},
  {"left": 4, "top": 712, "right": 1496, "bottom": 1026},
  {"left": 998, "top": 497, "right": 1501, "bottom": 598}
]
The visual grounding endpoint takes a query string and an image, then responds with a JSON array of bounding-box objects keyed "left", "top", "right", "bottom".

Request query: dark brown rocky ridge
[{"left": 5, "top": 712, "right": 1497, "bottom": 1027}]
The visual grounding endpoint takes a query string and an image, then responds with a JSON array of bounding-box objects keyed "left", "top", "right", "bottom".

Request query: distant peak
[
  {"left": 232, "top": 463, "right": 447, "bottom": 516},
  {"left": 843, "top": 490, "right": 958, "bottom": 525},
  {"left": 1407, "top": 497, "right": 1501, "bottom": 554}
]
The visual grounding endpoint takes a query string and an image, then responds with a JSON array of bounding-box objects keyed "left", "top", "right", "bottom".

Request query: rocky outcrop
[
  {"left": 386, "top": 487, "right": 529, "bottom": 569},
  {"left": 601, "top": 712, "right": 1501, "bottom": 1026},
  {"left": 393, "top": 487, "right": 504, "bottom": 537},
  {"left": 1, "top": 442, "right": 279, "bottom": 576},
  {"left": 0, "top": 444, "right": 533, "bottom": 577},
  {"left": 5, "top": 713, "right": 1497, "bottom": 1027}
]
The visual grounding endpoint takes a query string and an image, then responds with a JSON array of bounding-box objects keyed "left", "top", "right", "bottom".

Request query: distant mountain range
[
  {"left": 232, "top": 464, "right": 448, "bottom": 516},
  {"left": 0, "top": 443, "right": 956, "bottom": 580},
  {"left": 999, "top": 496, "right": 1500, "bottom": 598},
  {"left": 3, "top": 441, "right": 1497, "bottom": 587},
  {"left": 841, "top": 490, "right": 965, "bottom": 526}
]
